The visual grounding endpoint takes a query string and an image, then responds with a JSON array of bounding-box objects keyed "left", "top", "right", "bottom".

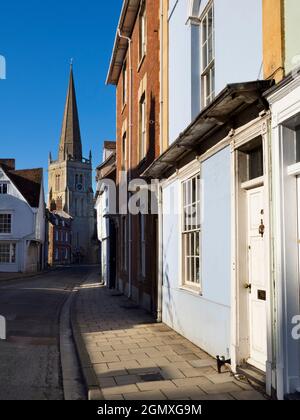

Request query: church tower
[{"left": 48, "top": 65, "right": 96, "bottom": 264}]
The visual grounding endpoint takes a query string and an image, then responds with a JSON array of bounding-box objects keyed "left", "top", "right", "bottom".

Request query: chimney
[{"left": 0, "top": 159, "right": 16, "bottom": 170}]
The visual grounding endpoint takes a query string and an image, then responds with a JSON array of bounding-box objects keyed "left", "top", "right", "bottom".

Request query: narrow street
[{"left": 0, "top": 267, "right": 90, "bottom": 400}]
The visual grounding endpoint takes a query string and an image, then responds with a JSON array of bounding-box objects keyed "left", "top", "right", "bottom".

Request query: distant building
[
  {"left": 47, "top": 210, "right": 72, "bottom": 266},
  {"left": 0, "top": 159, "right": 45, "bottom": 273},
  {"left": 48, "top": 65, "right": 98, "bottom": 264},
  {"left": 95, "top": 141, "right": 117, "bottom": 288}
]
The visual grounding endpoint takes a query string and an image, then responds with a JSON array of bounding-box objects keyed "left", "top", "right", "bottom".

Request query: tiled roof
[{"left": 1, "top": 165, "right": 43, "bottom": 208}]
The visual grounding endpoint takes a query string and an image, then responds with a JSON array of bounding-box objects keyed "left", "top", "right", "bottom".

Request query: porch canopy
[{"left": 143, "top": 81, "right": 273, "bottom": 179}]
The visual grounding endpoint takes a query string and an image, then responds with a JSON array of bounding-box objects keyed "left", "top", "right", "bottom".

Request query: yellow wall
[{"left": 263, "top": 0, "right": 285, "bottom": 82}]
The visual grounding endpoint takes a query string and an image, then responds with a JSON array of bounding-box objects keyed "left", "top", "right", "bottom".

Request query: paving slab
[{"left": 73, "top": 276, "right": 267, "bottom": 401}]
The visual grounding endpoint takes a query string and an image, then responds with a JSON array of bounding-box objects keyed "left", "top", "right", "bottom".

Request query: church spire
[{"left": 58, "top": 63, "right": 83, "bottom": 162}]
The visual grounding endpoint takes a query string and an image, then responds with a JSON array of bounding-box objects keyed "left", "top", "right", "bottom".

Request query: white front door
[{"left": 247, "top": 186, "right": 267, "bottom": 371}]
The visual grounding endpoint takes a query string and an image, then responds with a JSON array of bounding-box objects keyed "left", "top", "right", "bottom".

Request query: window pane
[
  {"left": 0, "top": 244, "right": 10, "bottom": 263},
  {"left": 249, "top": 145, "right": 263, "bottom": 180},
  {"left": 195, "top": 258, "right": 200, "bottom": 284},
  {"left": 202, "top": 42, "right": 208, "bottom": 70},
  {"left": 208, "top": 7, "right": 213, "bottom": 37},
  {"left": 190, "top": 257, "right": 195, "bottom": 283},
  {"left": 202, "top": 15, "right": 207, "bottom": 44},
  {"left": 192, "top": 177, "right": 197, "bottom": 204},
  {"left": 208, "top": 34, "right": 213, "bottom": 64},
  {"left": 0, "top": 184, "right": 8, "bottom": 194},
  {"left": 11, "top": 244, "right": 16, "bottom": 263},
  {"left": 0, "top": 214, "right": 11, "bottom": 233},
  {"left": 206, "top": 72, "right": 211, "bottom": 103}
]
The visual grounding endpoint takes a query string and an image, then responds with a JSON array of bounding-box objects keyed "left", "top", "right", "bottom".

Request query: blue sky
[{"left": 0, "top": 0, "right": 122, "bottom": 191}]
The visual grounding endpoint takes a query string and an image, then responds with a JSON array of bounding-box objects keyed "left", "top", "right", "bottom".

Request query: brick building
[
  {"left": 47, "top": 210, "right": 72, "bottom": 266},
  {"left": 106, "top": 0, "right": 160, "bottom": 315}
]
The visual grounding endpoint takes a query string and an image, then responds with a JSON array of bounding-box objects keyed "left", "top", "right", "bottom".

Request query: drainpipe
[
  {"left": 156, "top": 0, "right": 167, "bottom": 321},
  {"left": 159, "top": 0, "right": 164, "bottom": 154},
  {"left": 156, "top": 183, "right": 163, "bottom": 322},
  {"left": 118, "top": 29, "right": 133, "bottom": 299}
]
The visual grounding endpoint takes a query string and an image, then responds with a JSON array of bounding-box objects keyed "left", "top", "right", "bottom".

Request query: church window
[{"left": 55, "top": 175, "right": 61, "bottom": 192}]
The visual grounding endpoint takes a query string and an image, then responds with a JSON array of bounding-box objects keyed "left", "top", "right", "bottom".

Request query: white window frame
[
  {"left": 0, "top": 243, "right": 16, "bottom": 264},
  {"left": 122, "top": 60, "right": 127, "bottom": 105},
  {"left": 201, "top": 2, "right": 215, "bottom": 108},
  {"left": 0, "top": 183, "right": 8, "bottom": 194},
  {"left": 0, "top": 213, "right": 12, "bottom": 235},
  {"left": 181, "top": 174, "right": 202, "bottom": 290},
  {"left": 139, "top": 2, "right": 146, "bottom": 63},
  {"left": 139, "top": 92, "right": 147, "bottom": 161}
]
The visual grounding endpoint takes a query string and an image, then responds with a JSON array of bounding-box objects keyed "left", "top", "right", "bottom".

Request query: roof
[
  {"left": 96, "top": 152, "right": 117, "bottom": 179},
  {"left": 58, "top": 65, "right": 83, "bottom": 161},
  {"left": 0, "top": 166, "right": 43, "bottom": 207},
  {"left": 106, "top": 0, "right": 141, "bottom": 85},
  {"left": 47, "top": 209, "right": 72, "bottom": 225},
  {"left": 143, "top": 81, "right": 274, "bottom": 179},
  {"left": 52, "top": 210, "right": 72, "bottom": 220}
]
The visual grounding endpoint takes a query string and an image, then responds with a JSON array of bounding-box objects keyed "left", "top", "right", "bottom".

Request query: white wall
[
  {"left": 169, "top": 0, "right": 263, "bottom": 143},
  {"left": 169, "top": 0, "right": 193, "bottom": 143},
  {"left": 267, "top": 80, "right": 300, "bottom": 397},
  {"left": 0, "top": 168, "right": 44, "bottom": 273},
  {"left": 161, "top": 147, "right": 231, "bottom": 357}
]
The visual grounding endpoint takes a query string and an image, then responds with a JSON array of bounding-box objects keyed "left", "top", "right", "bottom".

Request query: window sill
[
  {"left": 137, "top": 54, "right": 146, "bottom": 72},
  {"left": 288, "top": 162, "right": 300, "bottom": 177},
  {"left": 179, "top": 285, "right": 203, "bottom": 296},
  {"left": 241, "top": 176, "right": 264, "bottom": 190}
]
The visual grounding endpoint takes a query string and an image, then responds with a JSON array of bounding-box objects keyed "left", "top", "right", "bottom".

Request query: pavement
[
  {"left": 0, "top": 267, "right": 89, "bottom": 400},
  {"left": 73, "top": 273, "right": 268, "bottom": 401}
]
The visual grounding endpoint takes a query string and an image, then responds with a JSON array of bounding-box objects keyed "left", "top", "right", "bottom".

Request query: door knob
[
  {"left": 259, "top": 220, "right": 265, "bottom": 238},
  {"left": 244, "top": 283, "right": 252, "bottom": 292}
]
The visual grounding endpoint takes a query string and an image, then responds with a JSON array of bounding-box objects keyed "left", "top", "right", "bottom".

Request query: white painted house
[
  {"left": 266, "top": 73, "right": 300, "bottom": 399},
  {"left": 95, "top": 142, "right": 117, "bottom": 288},
  {"left": 0, "top": 159, "right": 45, "bottom": 273},
  {"left": 145, "top": 0, "right": 275, "bottom": 393}
]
